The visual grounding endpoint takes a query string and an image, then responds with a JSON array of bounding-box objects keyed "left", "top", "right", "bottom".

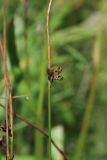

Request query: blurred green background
[{"left": 0, "top": 0, "right": 107, "bottom": 160}]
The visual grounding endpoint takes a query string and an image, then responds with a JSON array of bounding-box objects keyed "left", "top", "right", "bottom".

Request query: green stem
[
  {"left": 35, "top": 39, "right": 47, "bottom": 160},
  {"left": 48, "top": 81, "right": 51, "bottom": 160}
]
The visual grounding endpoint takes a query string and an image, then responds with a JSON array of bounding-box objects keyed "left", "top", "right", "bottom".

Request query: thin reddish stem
[
  {"left": 47, "top": 0, "right": 53, "bottom": 68},
  {"left": 3, "top": 14, "right": 10, "bottom": 159}
]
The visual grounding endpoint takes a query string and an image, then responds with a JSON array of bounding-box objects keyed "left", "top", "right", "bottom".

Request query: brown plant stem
[
  {"left": 3, "top": 12, "right": 10, "bottom": 160},
  {"left": 0, "top": 4, "right": 14, "bottom": 158},
  {"left": 47, "top": 0, "right": 53, "bottom": 68},
  {"left": 0, "top": 103, "right": 68, "bottom": 160}
]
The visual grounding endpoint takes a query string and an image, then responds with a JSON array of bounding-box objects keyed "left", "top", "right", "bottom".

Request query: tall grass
[
  {"left": 73, "top": 12, "right": 103, "bottom": 160},
  {"left": 35, "top": 39, "right": 47, "bottom": 160},
  {"left": 47, "top": 0, "right": 53, "bottom": 159}
]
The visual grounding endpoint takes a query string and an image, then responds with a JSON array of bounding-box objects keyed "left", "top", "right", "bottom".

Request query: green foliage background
[{"left": 0, "top": 0, "right": 107, "bottom": 160}]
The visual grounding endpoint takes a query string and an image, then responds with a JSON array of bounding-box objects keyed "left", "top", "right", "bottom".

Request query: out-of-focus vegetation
[{"left": 0, "top": 0, "right": 107, "bottom": 159}]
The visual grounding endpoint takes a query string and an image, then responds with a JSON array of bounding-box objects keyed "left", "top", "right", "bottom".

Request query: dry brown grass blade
[
  {"left": 0, "top": 5, "right": 14, "bottom": 159},
  {"left": 3, "top": 15, "right": 10, "bottom": 160}
]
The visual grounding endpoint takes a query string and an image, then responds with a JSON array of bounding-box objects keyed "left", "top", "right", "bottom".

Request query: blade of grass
[
  {"left": 73, "top": 21, "right": 102, "bottom": 160},
  {"left": 35, "top": 39, "right": 47, "bottom": 160}
]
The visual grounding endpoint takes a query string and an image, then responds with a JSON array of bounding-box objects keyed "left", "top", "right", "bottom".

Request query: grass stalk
[
  {"left": 35, "top": 40, "right": 47, "bottom": 160},
  {"left": 9, "top": 91, "right": 13, "bottom": 158},
  {"left": 48, "top": 81, "right": 51, "bottom": 160},
  {"left": 73, "top": 25, "right": 102, "bottom": 160},
  {"left": 3, "top": 12, "right": 10, "bottom": 160},
  {"left": 1, "top": 1, "right": 14, "bottom": 158},
  {"left": 46, "top": 0, "right": 53, "bottom": 159},
  {"left": 47, "top": 0, "right": 53, "bottom": 68}
]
